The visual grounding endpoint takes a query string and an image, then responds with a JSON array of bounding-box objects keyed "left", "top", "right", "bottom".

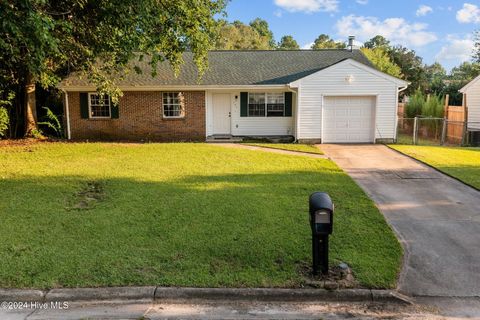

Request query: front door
[{"left": 213, "top": 93, "right": 231, "bottom": 135}]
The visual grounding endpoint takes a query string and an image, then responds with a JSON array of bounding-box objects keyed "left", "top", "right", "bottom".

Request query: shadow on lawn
[{"left": 0, "top": 170, "right": 401, "bottom": 289}]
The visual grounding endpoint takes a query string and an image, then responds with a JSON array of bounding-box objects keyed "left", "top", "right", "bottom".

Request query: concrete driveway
[{"left": 321, "top": 144, "right": 480, "bottom": 297}]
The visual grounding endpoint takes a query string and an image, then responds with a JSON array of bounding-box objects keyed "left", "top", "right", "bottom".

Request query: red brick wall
[{"left": 67, "top": 91, "right": 206, "bottom": 141}]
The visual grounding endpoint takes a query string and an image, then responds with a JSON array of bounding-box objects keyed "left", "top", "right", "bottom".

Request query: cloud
[
  {"left": 273, "top": 9, "right": 283, "bottom": 17},
  {"left": 335, "top": 15, "right": 437, "bottom": 47},
  {"left": 302, "top": 42, "right": 314, "bottom": 49},
  {"left": 274, "top": 0, "right": 338, "bottom": 13},
  {"left": 456, "top": 3, "right": 480, "bottom": 23},
  {"left": 416, "top": 5, "right": 433, "bottom": 17},
  {"left": 436, "top": 35, "right": 474, "bottom": 62},
  {"left": 356, "top": 0, "right": 368, "bottom": 4}
]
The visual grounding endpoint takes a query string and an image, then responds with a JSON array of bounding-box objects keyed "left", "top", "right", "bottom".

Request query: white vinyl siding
[
  {"left": 296, "top": 60, "right": 398, "bottom": 141},
  {"left": 463, "top": 81, "right": 480, "bottom": 130},
  {"left": 205, "top": 91, "right": 295, "bottom": 136}
]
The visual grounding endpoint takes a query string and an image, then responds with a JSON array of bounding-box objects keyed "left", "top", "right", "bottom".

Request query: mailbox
[
  {"left": 309, "top": 192, "right": 334, "bottom": 275},
  {"left": 309, "top": 192, "right": 334, "bottom": 235}
]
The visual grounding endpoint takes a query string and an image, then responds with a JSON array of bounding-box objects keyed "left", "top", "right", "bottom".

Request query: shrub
[
  {"left": 422, "top": 94, "right": 444, "bottom": 118},
  {"left": 405, "top": 90, "right": 444, "bottom": 118},
  {"left": 0, "top": 107, "right": 9, "bottom": 138},
  {"left": 405, "top": 90, "right": 424, "bottom": 118}
]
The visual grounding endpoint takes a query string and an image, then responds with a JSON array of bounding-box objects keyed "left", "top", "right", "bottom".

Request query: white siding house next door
[
  {"left": 322, "top": 96, "right": 375, "bottom": 143},
  {"left": 212, "top": 93, "right": 231, "bottom": 135}
]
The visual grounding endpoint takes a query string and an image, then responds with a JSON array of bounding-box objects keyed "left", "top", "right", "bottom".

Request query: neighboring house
[
  {"left": 58, "top": 50, "right": 408, "bottom": 143},
  {"left": 460, "top": 76, "right": 480, "bottom": 131}
]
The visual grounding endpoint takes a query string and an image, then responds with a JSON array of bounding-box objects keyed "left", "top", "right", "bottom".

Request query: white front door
[
  {"left": 213, "top": 93, "right": 231, "bottom": 135},
  {"left": 322, "top": 96, "right": 375, "bottom": 143}
]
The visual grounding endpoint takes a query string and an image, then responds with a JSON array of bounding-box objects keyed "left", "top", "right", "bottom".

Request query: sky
[{"left": 224, "top": 0, "right": 480, "bottom": 71}]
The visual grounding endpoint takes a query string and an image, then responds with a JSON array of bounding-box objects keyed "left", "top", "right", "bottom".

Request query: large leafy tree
[
  {"left": 215, "top": 20, "right": 271, "bottom": 50},
  {"left": 311, "top": 34, "right": 346, "bottom": 49},
  {"left": 1, "top": 0, "right": 225, "bottom": 137},
  {"left": 249, "top": 18, "right": 275, "bottom": 48},
  {"left": 277, "top": 35, "right": 300, "bottom": 50},
  {"left": 389, "top": 45, "right": 427, "bottom": 95},
  {"left": 360, "top": 48, "right": 402, "bottom": 78},
  {"left": 363, "top": 35, "right": 390, "bottom": 50},
  {"left": 362, "top": 35, "right": 427, "bottom": 95},
  {"left": 424, "top": 62, "right": 447, "bottom": 94},
  {"left": 215, "top": 20, "right": 273, "bottom": 50}
]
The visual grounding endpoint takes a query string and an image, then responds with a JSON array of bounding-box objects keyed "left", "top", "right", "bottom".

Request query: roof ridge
[{"left": 207, "top": 49, "right": 360, "bottom": 52}]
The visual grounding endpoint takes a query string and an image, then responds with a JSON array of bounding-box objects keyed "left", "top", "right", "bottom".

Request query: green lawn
[
  {"left": 390, "top": 145, "right": 480, "bottom": 189},
  {"left": 242, "top": 143, "right": 324, "bottom": 155},
  {"left": 0, "top": 143, "right": 401, "bottom": 289}
]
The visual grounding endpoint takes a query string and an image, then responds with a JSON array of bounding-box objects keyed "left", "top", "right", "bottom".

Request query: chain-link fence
[{"left": 396, "top": 117, "right": 480, "bottom": 146}]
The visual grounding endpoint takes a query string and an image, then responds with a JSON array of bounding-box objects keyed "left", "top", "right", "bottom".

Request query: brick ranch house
[{"left": 59, "top": 50, "right": 408, "bottom": 143}]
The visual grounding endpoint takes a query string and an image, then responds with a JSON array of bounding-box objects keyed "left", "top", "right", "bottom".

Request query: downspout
[
  {"left": 287, "top": 86, "right": 299, "bottom": 143},
  {"left": 62, "top": 89, "right": 71, "bottom": 140}
]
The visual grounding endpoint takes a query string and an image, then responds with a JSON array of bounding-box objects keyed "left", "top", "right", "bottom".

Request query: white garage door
[{"left": 322, "top": 96, "right": 375, "bottom": 143}]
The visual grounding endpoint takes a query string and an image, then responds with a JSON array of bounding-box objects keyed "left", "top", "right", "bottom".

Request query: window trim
[
  {"left": 88, "top": 92, "right": 111, "bottom": 119},
  {"left": 247, "top": 92, "right": 285, "bottom": 118},
  {"left": 162, "top": 92, "right": 185, "bottom": 119}
]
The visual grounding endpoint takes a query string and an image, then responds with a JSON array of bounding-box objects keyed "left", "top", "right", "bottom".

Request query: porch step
[{"left": 206, "top": 135, "right": 244, "bottom": 143}]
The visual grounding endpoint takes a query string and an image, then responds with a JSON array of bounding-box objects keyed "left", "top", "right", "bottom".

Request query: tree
[
  {"left": 474, "top": 30, "right": 480, "bottom": 63},
  {"left": 249, "top": 18, "right": 275, "bottom": 49},
  {"left": 450, "top": 61, "right": 480, "bottom": 81},
  {"left": 389, "top": 45, "right": 427, "bottom": 95},
  {"left": 363, "top": 35, "right": 390, "bottom": 50},
  {"left": 424, "top": 62, "right": 447, "bottom": 94},
  {"left": 277, "top": 35, "right": 300, "bottom": 50},
  {"left": 215, "top": 20, "right": 272, "bottom": 50},
  {"left": 311, "top": 34, "right": 346, "bottom": 49},
  {"left": 360, "top": 48, "right": 402, "bottom": 78},
  {"left": 1, "top": 0, "right": 225, "bottom": 137}
]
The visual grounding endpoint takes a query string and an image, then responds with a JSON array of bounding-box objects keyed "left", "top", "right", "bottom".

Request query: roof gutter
[{"left": 58, "top": 84, "right": 290, "bottom": 91}]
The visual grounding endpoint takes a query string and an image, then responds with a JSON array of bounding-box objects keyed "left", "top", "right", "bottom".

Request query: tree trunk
[{"left": 24, "top": 72, "right": 37, "bottom": 136}]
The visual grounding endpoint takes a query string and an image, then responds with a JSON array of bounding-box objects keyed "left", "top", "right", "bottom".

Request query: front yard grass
[
  {"left": 0, "top": 143, "right": 401, "bottom": 289},
  {"left": 390, "top": 145, "right": 480, "bottom": 189},
  {"left": 242, "top": 143, "right": 324, "bottom": 155}
]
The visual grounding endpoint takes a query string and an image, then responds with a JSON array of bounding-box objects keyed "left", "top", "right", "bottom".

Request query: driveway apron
[{"left": 321, "top": 144, "right": 480, "bottom": 297}]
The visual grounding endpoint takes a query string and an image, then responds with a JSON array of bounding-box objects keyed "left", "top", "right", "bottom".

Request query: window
[
  {"left": 248, "top": 93, "right": 285, "bottom": 117},
  {"left": 248, "top": 93, "right": 265, "bottom": 116},
  {"left": 88, "top": 93, "right": 111, "bottom": 118},
  {"left": 163, "top": 92, "right": 184, "bottom": 118},
  {"left": 266, "top": 93, "right": 285, "bottom": 117}
]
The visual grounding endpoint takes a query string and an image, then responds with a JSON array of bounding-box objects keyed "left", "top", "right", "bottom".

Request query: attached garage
[
  {"left": 290, "top": 59, "right": 408, "bottom": 144},
  {"left": 322, "top": 96, "right": 376, "bottom": 143}
]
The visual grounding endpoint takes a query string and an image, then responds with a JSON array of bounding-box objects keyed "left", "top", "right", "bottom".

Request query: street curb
[
  {"left": 0, "top": 287, "right": 411, "bottom": 304},
  {"left": 386, "top": 145, "right": 480, "bottom": 192},
  {"left": 0, "top": 289, "right": 45, "bottom": 302},
  {"left": 45, "top": 286, "right": 156, "bottom": 302}
]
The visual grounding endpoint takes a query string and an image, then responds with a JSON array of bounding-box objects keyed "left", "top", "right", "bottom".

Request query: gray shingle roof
[{"left": 61, "top": 49, "right": 373, "bottom": 87}]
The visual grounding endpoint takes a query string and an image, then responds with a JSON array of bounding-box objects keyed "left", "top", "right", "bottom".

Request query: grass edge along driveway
[
  {"left": 390, "top": 145, "right": 480, "bottom": 189},
  {"left": 241, "top": 143, "right": 324, "bottom": 155},
  {"left": 0, "top": 142, "right": 401, "bottom": 289}
]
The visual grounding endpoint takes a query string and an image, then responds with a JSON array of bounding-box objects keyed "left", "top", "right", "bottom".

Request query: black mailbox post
[{"left": 309, "top": 192, "right": 334, "bottom": 275}]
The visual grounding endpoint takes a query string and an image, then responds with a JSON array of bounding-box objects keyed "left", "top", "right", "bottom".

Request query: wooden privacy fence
[{"left": 444, "top": 105, "right": 466, "bottom": 143}]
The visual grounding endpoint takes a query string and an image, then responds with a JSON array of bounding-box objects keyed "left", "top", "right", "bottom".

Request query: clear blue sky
[{"left": 224, "top": 0, "right": 479, "bottom": 71}]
